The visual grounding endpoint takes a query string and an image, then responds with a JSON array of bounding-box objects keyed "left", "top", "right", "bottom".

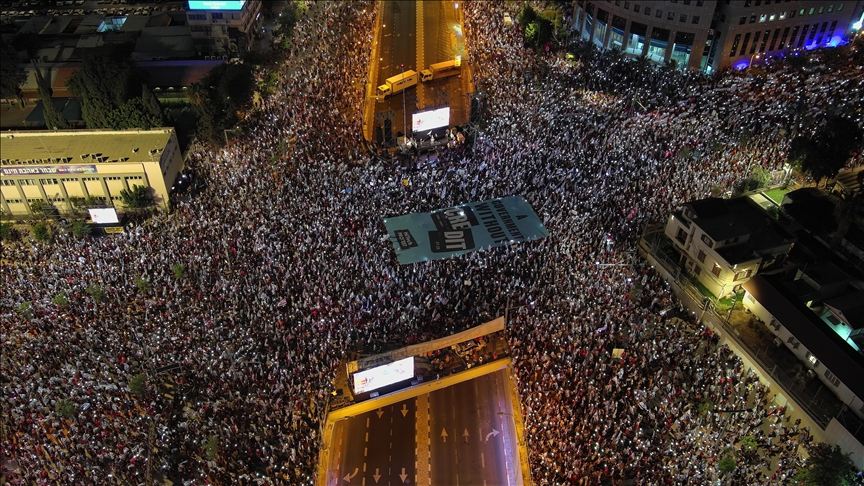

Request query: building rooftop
[
  {"left": 686, "top": 197, "right": 796, "bottom": 264},
  {"left": 824, "top": 290, "right": 864, "bottom": 331},
  {"left": 0, "top": 129, "right": 175, "bottom": 166},
  {"left": 743, "top": 274, "right": 864, "bottom": 400}
]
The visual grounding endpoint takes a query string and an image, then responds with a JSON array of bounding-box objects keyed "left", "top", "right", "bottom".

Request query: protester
[{"left": 1, "top": 0, "right": 860, "bottom": 484}]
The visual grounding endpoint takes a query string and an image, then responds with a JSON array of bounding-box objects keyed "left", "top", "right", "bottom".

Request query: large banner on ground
[{"left": 383, "top": 196, "right": 548, "bottom": 264}]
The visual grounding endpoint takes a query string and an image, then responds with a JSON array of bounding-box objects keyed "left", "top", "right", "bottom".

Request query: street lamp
[
  {"left": 748, "top": 53, "right": 761, "bottom": 70},
  {"left": 400, "top": 63, "right": 407, "bottom": 141}
]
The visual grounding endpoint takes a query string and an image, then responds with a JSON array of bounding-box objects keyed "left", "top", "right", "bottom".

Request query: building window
[
  {"left": 633, "top": 4, "right": 640, "bottom": 13},
  {"left": 712, "top": 263, "right": 722, "bottom": 277},
  {"left": 808, "top": 7, "right": 815, "bottom": 15},
  {"left": 691, "top": 15, "right": 700, "bottom": 24},
  {"left": 189, "top": 13, "right": 205, "bottom": 20},
  {"left": 824, "top": 369, "right": 839, "bottom": 387},
  {"left": 739, "top": 16, "right": 746, "bottom": 25},
  {"left": 656, "top": 9, "right": 663, "bottom": 18},
  {"left": 696, "top": 0, "right": 704, "bottom": 5},
  {"left": 645, "top": 7, "right": 651, "bottom": 15},
  {"left": 39, "top": 178, "right": 59, "bottom": 185},
  {"left": 729, "top": 33, "right": 741, "bottom": 56},
  {"left": 759, "top": 29, "right": 770, "bottom": 51},
  {"left": 668, "top": 11, "right": 675, "bottom": 20},
  {"left": 211, "top": 12, "right": 223, "bottom": 19},
  {"left": 680, "top": 13, "right": 687, "bottom": 22},
  {"left": 700, "top": 234, "right": 714, "bottom": 248},
  {"left": 769, "top": 13, "right": 776, "bottom": 21},
  {"left": 817, "top": 6, "right": 824, "bottom": 14},
  {"left": 693, "top": 265, "right": 702, "bottom": 276},
  {"left": 1, "top": 179, "right": 15, "bottom": 186},
  {"left": 697, "top": 249, "right": 707, "bottom": 263},
  {"left": 735, "top": 269, "right": 752, "bottom": 281},
  {"left": 750, "top": 15, "right": 756, "bottom": 23},
  {"left": 759, "top": 14, "right": 767, "bottom": 22},
  {"left": 837, "top": 3, "right": 843, "bottom": 11}
]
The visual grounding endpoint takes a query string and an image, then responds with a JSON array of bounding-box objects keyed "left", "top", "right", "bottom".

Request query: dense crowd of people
[{"left": 2, "top": 0, "right": 863, "bottom": 484}]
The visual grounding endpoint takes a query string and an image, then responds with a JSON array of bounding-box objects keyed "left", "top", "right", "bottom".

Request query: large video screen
[
  {"left": 412, "top": 107, "right": 450, "bottom": 133},
  {"left": 88, "top": 208, "right": 119, "bottom": 224},
  {"left": 353, "top": 357, "right": 414, "bottom": 394},
  {"left": 188, "top": 0, "right": 246, "bottom": 10}
]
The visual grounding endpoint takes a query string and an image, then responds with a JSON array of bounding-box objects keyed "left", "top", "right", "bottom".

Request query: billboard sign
[
  {"left": 412, "top": 107, "right": 450, "bottom": 132},
  {"left": 187, "top": 0, "right": 246, "bottom": 10},
  {"left": 1, "top": 165, "right": 97, "bottom": 176},
  {"left": 383, "top": 196, "right": 548, "bottom": 264},
  {"left": 353, "top": 357, "right": 415, "bottom": 394},
  {"left": 88, "top": 208, "right": 120, "bottom": 224}
]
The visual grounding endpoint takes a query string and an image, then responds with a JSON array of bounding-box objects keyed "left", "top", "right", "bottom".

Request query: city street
[
  {"left": 333, "top": 399, "right": 417, "bottom": 486},
  {"left": 371, "top": 0, "right": 470, "bottom": 141},
  {"left": 429, "top": 370, "right": 516, "bottom": 486},
  {"left": 327, "top": 369, "right": 518, "bottom": 486}
]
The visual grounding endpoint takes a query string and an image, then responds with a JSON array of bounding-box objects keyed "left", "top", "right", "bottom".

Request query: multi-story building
[
  {"left": 185, "top": 0, "right": 262, "bottom": 56},
  {"left": 572, "top": 0, "right": 719, "bottom": 70},
  {"left": 742, "top": 272, "right": 864, "bottom": 425},
  {"left": 0, "top": 128, "right": 183, "bottom": 216},
  {"left": 664, "top": 196, "right": 797, "bottom": 298},
  {"left": 715, "top": 0, "right": 861, "bottom": 71},
  {"left": 571, "top": 0, "right": 864, "bottom": 72}
]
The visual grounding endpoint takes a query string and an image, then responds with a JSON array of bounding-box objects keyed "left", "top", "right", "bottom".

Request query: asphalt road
[
  {"left": 373, "top": 0, "right": 468, "bottom": 140},
  {"left": 335, "top": 399, "right": 417, "bottom": 486},
  {"left": 428, "top": 370, "right": 515, "bottom": 486}
]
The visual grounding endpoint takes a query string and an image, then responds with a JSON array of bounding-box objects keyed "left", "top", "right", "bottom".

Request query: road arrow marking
[
  {"left": 400, "top": 404, "right": 408, "bottom": 417},
  {"left": 399, "top": 467, "right": 408, "bottom": 483},
  {"left": 440, "top": 428, "right": 448, "bottom": 442},
  {"left": 485, "top": 429, "right": 500, "bottom": 442},
  {"left": 343, "top": 467, "right": 359, "bottom": 483},
  {"left": 373, "top": 468, "right": 381, "bottom": 483},
  {"left": 463, "top": 429, "right": 470, "bottom": 443},
  {"left": 376, "top": 408, "right": 383, "bottom": 418}
]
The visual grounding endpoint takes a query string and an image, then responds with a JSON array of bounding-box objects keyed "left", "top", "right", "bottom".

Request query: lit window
[
  {"left": 759, "top": 14, "right": 767, "bottom": 22},
  {"left": 769, "top": 14, "right": 776, "bottom": 21},
  {"left": 806, "top": 353, "right": 818, "bottom": 366},
  {"left": 779, "top": 12, "right": 787, "bottom": 20},
  {"left": 712, "top": 263, "right": 722, "bottom": 277}
]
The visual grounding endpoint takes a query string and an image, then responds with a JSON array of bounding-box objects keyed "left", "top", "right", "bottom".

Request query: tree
[
  {"left": 16, "top": 301, "right": 33, "bottom": 319},
  {"left": 120, "top": 184, "right": 154, "bottom": 209},
  {"left": 52, "top": 291, "right": 70, "bottom": 307},
  {"left": 832, "top": 191, "right": 864, "bottom": 248},
  {"left": 33, "top": 61, "right": 70, "bottom": 130},
  {"left": 793, "top": 443, "right": 857, "bottom": 486},
  {"left": 187, "top": 63, "right": 254, "bottom": 146},
  {"left": 171, "top": 263, "right": 187, "bottom": 280},
  {"left": 517, "top": 4, "right": 538, "bottom": 26},
  {"left": 739, "top": 434, "right": 758, "bottom": 453},
  {"left": 69, "top": 220, "right": 92, "bottom": 238},
  {"left": 0, "top": 222, "right": 16, "bottom": 242},
  {"left": 32, "top": 222, "right": 53, "bottom": 243},
  {"left": 29, "top": 200, "right": 57, "bottom": 219},
  {"left": 203, "top": 435, "right": 219, "bottom": 461},
  {"left": 66, "top": 54, "right": 163, "bottom": 129},
  {"left": 0, "top": 40, "right": 26, "bottom": 99},
  {"left": 128, "top": 373, "right": 147, "bottom": 397},
  {"left": 134, "top": 275, "right": 150, "bottom": 294},
  {"left": 55, "top": 398, "right": 76, "bottom": 418},
  {"left": 86, "top": 284, "right": 107, "bottom": 303},
  {"left": 718, "top": 455, "right": 737, "bottom": 475},
  {"left": 789, "top": 115, "right": 864, "bottom": 186}
]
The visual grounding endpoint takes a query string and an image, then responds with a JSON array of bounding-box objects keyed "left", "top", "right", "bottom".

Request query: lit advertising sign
[
  {"left": 88, "top": 208, "right": 120, "bottom": 224},
  {"left": 187, "top": 0, "right": 246, "bottom": 10},
  {"left": 353, "top": 357, "right": 414, "bottom": 394},
  {"left": 412, "top": 107, "right": 450, "bottom": 132}
]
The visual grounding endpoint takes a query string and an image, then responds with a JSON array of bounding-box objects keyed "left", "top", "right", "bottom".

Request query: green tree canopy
[
  {"left": 789, "top": 115, "right": 864, "bottom": 185},
  {"left": 32, "top": 222, "right": 53, "bottom": 243},
  {"left": 793, "top": 443, "right": 857, "bottom": 486},
  {"left": 0, "top": 40, "right": 26, "bottom": 99},
  {"left": 187, "top": 62, "right": 254, "bottom": 146},
  {"left": 120, "top": 184, "right": 154, "bottom": 209},
  {"left": 66, "top": 54, "right": 165, "bottom": 129}
]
